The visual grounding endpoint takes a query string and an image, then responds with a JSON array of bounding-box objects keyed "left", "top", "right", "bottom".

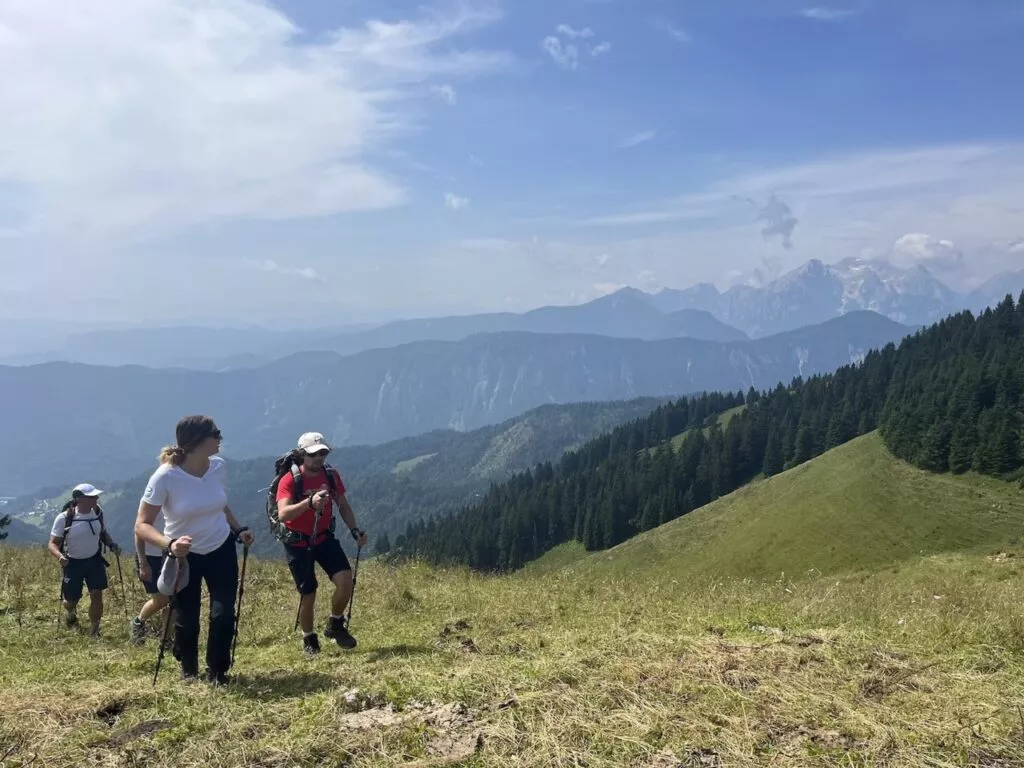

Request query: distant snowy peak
[{"left": 656, "top": 257, "right": 1023, "bottom": 338}]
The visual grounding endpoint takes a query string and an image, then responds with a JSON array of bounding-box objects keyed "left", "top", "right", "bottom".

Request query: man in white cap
[
  {"left": 47, "top": 483, "right": 121, "bottom": 637},
  {"left": 274, "top": 432, "right": 367, "bottom": 655}
]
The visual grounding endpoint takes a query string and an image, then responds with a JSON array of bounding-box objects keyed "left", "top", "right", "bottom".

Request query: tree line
[{"left": 394, "top": 294, "right": 1024, "bottom": 571}]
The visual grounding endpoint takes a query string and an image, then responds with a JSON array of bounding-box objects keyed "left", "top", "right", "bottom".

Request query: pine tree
[
  {"left": 0, "top": 513, "right": 8, "bottom": 541},
  {"left": 376, "top": 532, "right": 392, "bottom": 556},
  {"left": 762, "top": 428, "right": 784, "bottom": 477}
]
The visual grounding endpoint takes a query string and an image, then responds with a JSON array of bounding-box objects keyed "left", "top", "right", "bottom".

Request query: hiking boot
[
  {"left": 130, "top": 617, "right": 147, "bottom": 645},
  {"left": 325, "top": 616, "right": 357, "bottom": 649},
  {"left": 65, "top": 612, "right": 78, "bottom": 629},
  {"left": 180, "top": 669, "right": 199, "bottom": 684},
  {"left": 207, "top": 670, "right": 230, "bottom": 687},
  {"left": 88, "top": 623, "right": 101, "bottom": 638},
  {"left": 303, "top": 633, "right": 321, "bottom": 656}
]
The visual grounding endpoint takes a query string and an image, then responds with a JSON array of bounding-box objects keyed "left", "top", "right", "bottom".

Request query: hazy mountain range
[
  {"left": 0, "top": 311, "right": 913, "bottom": 495},
  {"left": 3, "top": 256, "right": 1017, "bottom": 371}
]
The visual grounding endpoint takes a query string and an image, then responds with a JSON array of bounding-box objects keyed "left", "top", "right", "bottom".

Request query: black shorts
[
  {"left": 284, "top": 535, "right": 351, "bottom": 595},
  {"left": 136, "top": 554, "right": 165, "bottom": 595},
  {"left": 62, "top": 554, "right": 108, "bottom": 602}
]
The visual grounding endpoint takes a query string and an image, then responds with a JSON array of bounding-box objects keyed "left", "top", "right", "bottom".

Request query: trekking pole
[
  {"left": 346, "top": 544, "right": 362, "bottom": 627},
  {"left": 231, "top": 543, "right": 250, "bottom": 666},
  {"left": 153, "top": 559, "right": 184, "bottom": 687},
  {"left": 114, "top": 553, "right": 129, "bottom": 621}
]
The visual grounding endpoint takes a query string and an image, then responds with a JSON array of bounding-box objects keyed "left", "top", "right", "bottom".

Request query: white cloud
[
  {"left": 891, "top": 233, "right": 965, "bottom": 272},
  {"left": 799, "top": 8, "right": 858, "bottom": 21},
  {"left": 246, "top": 259, "right": 325, "bottom": 282},
  {"left": 0, "top": 0, "right": 509, "bottom": 245},
  {"left": 444, "top": 192, "right": 470, "bottom": 211},
  {"left": 556, "top": 24, "right": 594, "bottom": 39},
  {"left": 652, "top": 20, "right": 691, "bottom": 43},
  {"left": 543, "top": 25, "right": 610, "bottom": 70},
  {"left": 431, "top": 84, "right": 458, "bottom": 105},
  {"left": 542, "top": 36, "right": 580, "bottom": 70},
  {"left": 620, "top": 129, "right": 657, "bottom": 148}
]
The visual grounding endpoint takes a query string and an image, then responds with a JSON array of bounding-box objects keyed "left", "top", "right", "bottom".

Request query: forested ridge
[{"left": 395, "top": 294, "right": 1024, "bottom": 571}]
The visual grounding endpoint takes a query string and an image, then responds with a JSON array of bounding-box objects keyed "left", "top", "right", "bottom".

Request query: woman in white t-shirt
[
  {"left": 47, "top": 483, "right": 121, "bottom": 637},
  {"left": 135, "top": 414, "right": 255, "bottom": 686}
]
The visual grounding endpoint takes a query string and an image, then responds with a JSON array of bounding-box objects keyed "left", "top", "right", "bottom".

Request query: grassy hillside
[
  {"left": 3, "top": 438, "right": 1024, "bottom": 766},
  {"left": 590, "top": 431, "right": 1024, "bottom": 583}
]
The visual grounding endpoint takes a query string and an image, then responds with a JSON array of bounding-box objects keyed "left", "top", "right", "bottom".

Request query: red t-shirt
[{"left": 276, "top": 467, "right": 346, "bottom": 546}]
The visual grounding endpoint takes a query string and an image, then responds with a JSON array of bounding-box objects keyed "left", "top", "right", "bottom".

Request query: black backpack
[{"left": 266, "top": 453, "right": 339, "bottom": 545}]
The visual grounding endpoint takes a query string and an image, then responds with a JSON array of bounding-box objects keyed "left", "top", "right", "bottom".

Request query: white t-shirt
[
  {"left": 141, "top": 456, "right": 231, "bottom": 556},
  {"left": 50, "top": 510, "right": 104, "bottom": 560}
]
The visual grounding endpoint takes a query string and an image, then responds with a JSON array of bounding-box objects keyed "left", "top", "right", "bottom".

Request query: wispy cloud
[
  {"left": 651, "top": 19, "right": 690, "bottom": 43},
  {"left": 620, "top": 129, "right": 657, "bottom": 148},
  {"left": 542, "top": 25, "right": 611, "bottom": 70},
  {"left": 444, "top": 192, "right": 470, "bottom": 211},
  {"left": 799, "top": 7, "right": 858, "bottom": 21},
  {"left": 556, "top": 24, "right": 594, "bottom": 39},
  {"left": 542, "top": 36, "right": 580, "bottom": 70},
  {"left": 430, "top": 84, "right": 458, "bottom": 105},
  {"left": 755, "top": 194, "right": 799, "bottom": 249},
  {"left": 245, "top": 259, "right": 325, "bottom": 282},
  {"left": 0, "top": 0, "right": 510, "bottom": 246}
]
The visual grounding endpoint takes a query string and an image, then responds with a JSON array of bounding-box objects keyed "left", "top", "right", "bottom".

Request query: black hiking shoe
[
  {"left": 88, "top": 623, "right": 101, "bottom": 638},
  {"left": 180, "top": 669, "right": 199, "bottom": 684},
  {"left": 130, "top": 617, "right": 147, "bottom": 645},
  {"left": 325, "top": 616, "right": 357, "bottom": 649},
  {"left": 65, "top": 612, "right": 78, "bottom": 629},
  {"left": 303, "top": 633, "right": 321, "bottom": 656},
  {"left": 207, "top": 670, "right": 230, "bottom": 687}
]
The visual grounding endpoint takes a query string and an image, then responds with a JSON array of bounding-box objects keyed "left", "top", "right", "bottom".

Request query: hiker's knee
[{"left": 331, "top": 569, "right": 353, "bottom": 591}]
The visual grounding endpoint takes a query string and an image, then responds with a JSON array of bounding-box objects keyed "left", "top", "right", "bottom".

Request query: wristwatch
[
  {"left": 233, "top": 526, "right": 250, "bottom": 543},
  {"left": 162, "top": 538, "right": 177, "bottom": 558},
  {"left": 350, "top": 527, "right": 362, "bottom": 540}
]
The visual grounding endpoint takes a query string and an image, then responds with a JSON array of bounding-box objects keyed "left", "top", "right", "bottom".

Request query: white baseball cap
[
  {"left": 297, "top": 432, "right": 331, "bottom": 454},
  {"left": 157, "top": 555, "right": 190, "bottom": 595},
  {"left": 73, "top": 483, "right": 103, "bottom": 497}
]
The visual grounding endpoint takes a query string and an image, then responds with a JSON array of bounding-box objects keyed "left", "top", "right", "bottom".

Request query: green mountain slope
[
  {"left": 582, "top": 432, "right": 1024, "bottom": 583},
  {"left": 398, "top": 295, "right": 1024, "bottom": 572},
  {"left": 4, "top": 397, "right": 669, "bottom": 557}
]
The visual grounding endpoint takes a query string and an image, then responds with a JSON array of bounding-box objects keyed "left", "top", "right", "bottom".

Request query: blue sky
[{"left": 1, "top": 0, "right": 1023, "bottom": 324}]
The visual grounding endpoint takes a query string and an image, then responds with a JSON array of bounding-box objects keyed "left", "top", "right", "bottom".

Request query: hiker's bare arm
[
  {"left": 135, "top": 531, "right": 147, "bottom": 563},
  {"left": 136, "top": 501, "right": 191, "bottom": 556},
  {"left": 277, "top": 490, "right": 328, "bottom": 522},
  {"left": 337, "top": 493, "right": 358, "bottom": 531},
  {"left": 223, "top": 505, "right": 254, "bottom": 544},
  {"left": 48, "top": 535, "right": 66, "bottom": 563},
  {"left": 337, "top": 494, "right": 367, "bottom": 546}
]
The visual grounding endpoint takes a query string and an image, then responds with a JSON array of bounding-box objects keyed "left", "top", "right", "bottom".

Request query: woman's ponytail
[{"left": 159, "top": 445, "right": 187, "bottom": 466}]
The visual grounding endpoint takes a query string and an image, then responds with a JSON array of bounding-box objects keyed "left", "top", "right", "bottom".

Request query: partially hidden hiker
[
  {"left": 134, "top": 415, "right": 255, "bottom": 686},
  {"left": 47, "top": 483, "right": 122, "bottom": 637},
  {"left": 130, "top": 507, "right": 172, "bottom": 646},
  {"left": 270, "top": 431, "right": 367, "bottom": 656}
]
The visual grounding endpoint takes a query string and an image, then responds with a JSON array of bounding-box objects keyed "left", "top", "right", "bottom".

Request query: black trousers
[{"left": 173, "top": 534, "right": 238, "bottom": 676}]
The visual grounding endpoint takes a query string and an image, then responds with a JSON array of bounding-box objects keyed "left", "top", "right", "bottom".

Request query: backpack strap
[
  {"left": 290, "top": 463, "right": 304, "bottom": 502},
  {"left": 59, "top": 507, "right": 75, "bottom": 556}
]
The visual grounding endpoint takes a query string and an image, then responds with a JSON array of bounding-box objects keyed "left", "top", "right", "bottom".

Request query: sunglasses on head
[{"left": 208, "top": 428, "right": 222, "bottom": 441}]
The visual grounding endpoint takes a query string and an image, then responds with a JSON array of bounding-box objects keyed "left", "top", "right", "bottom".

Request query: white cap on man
[
  {"left": 298, "top": 432, "right": 331, "bottom": 455},
  {"left": 73, "top": 483, "right": 103, "bottom": 497}
]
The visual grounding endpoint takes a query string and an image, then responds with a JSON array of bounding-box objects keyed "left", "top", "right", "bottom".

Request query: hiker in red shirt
[{"left": 275, "top": 432, "right": 367, "bottom": 655}]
